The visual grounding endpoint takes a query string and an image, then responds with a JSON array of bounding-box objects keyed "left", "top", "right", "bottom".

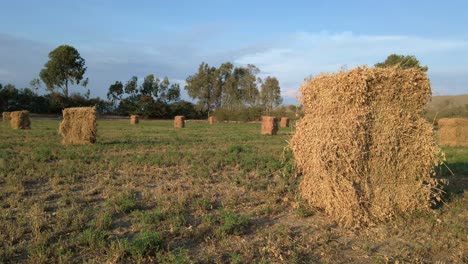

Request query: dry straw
[
  {"left": 261, "top": 116, "right": 278, "bottom": 135},
  {"left": 208, "top": 116, "right": 217, "bottom": 124},
  {"left": 280, "top": 117, "right": 290, "bottom": 128},
  {"left": 2, "top": 112, "right": 11, "bottom": 123},
  {"left": 10, "top": 111, "right": 31, "bottom": 129},
  {"left": 438, "top": 118, "right": 468, "bottom": 146},
  {"left": 130, "top": 115, "right": 139, "bottom": 125},
  {"left": 174, "top": 115, "right": 185, "bottom": 128},
  {"left": 290, "top": 67, "right": 444, "bottom": 227},
  {"left": 58, "top": 107, "right": 97, "bottom": 145}
]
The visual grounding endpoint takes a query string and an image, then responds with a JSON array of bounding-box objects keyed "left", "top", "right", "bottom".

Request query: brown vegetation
[
  {"left": 290, "top": 67, "right": 444, "bottom": 227},
  {"left": 280, "top": 117, "right": 289, "bottom": 128},
  {"left": 261, "top": 116, "right": 278, "bottom": 135},
  {"left": 10, "top": 110, "right": 30, "bottom": 129},
  {"left": 438, "top": 118, "right": 468, "bottom": 146},
  {"left": 2, "top": 112, "right": 11, "bottom": 123},
  {"left": 208, "top": 116, "right": 217, "bottom": 124},
  {"left": 174, "top": 115, "right": 185, "bottom": 128},
  {"left": 130, "top": 115, "right": 139, "bottom": 125},
  {"left": 58, "top": 107, "right": 97, "bottom": 144}
]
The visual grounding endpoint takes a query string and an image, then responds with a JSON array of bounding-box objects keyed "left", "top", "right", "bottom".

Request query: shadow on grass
[{"left": 439, "top": 161, "right": 468, "bottom": 199}]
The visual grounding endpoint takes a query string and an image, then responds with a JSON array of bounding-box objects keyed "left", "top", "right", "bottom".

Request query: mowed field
[{"left": 0, "top": 119, "right": 467, "bottom": 263}]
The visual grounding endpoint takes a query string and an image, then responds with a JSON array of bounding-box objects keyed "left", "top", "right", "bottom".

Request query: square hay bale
[
  {"left": 290, "top": 67, "right": 444, "bottom": 227},
  {"left": 438, "top": 118, "right": 468, "bottom": 146},
  {"left": 174, "top": 115, "right": 185, "bottom": 128},
  {"left": 2, "top": 112, "right": 11, "bottom": 123},
  {"left": 58, "top": 107, "right": 97, "bottom": 145},
  {"left": 261, "top": 116, "right": 278, "bottom": 135},
  {"left": 208, "top": 116, "right": 217, "bottom": 124},
  {"left": 130, "top": 115, "right": 139, "bottom": 125},
  {"left": 280, "top": 117, "right": 290, "bottom": 128},
  {"left": 10, "top": 111, "right": 31, "bottom": 129}
]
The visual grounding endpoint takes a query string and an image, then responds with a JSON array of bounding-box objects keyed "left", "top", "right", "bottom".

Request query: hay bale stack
[
  {"left": 10, "top": 111, "right": 31, "bottom": 129},
  {"left": 261, "top": 116, "right": 278, "bottom": 135},
  {"left": 58, "top": 107, "right": 97, "bottom": 145},
  {"left": 130, "top": 115, "right": 139, "bottom": 125},
  {"left": 280, "top": 117, "right": 290, "bottom": 128},
  {"left": 2, "top": 112, "right": 11, "bottom": 123},
  {"left": 208, "top": 116, "right": 217, "bottom": 124},
  {"left": 438, "top": 118, "right": 468, "bottom": 146},
  {"left": 174, "top": 116, "right": 185, "bottom": 128},
  {"left": 290, "top": 67, "right": 443, "bottom": 227}
]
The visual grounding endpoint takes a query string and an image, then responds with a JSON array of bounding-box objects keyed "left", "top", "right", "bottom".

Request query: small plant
[
  {"left": 77, "top": 228, "right": 108, "bottom": 248},
  {"left": 129, "top": 231, "right": 164, "bottom": 259},
  {"left": 218, "top": 210, "right": 250, "bottom": 236},
  {"left": 113, "top": 193, "right": 139, "bottom": 214}
]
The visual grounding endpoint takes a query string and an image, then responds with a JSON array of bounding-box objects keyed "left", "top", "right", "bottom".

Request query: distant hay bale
[
  {"left": 261, "top": 116, "right": 278, "bottom": 135},
  {"left": 208, "top": 116, "right": 217, "bottom": 124},
  {"left": 130, "top": 115, "right": 139, "bottom": 125},
  {"left": 10, "top": 111, "right": 31, "bottom": 129},
  {"left": 280, "top": 117, "right": 290, "bottom": 128},
  {"left": 2, "top": 112, "right": 11, "bottom": 123},
  {"left": 58, "top": 107, "right": 97, "bottom": 145},
  {"left": 438, "top": 118, "right": 468, "bottom": 146},
  {"left": 290, "top": 67, "right": 444, "bottom": 227},
  {"left": 174, "top": 116, "right": 185, "bottom": 128}
]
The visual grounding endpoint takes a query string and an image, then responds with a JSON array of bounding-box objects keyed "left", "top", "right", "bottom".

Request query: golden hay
[
  {"left": 2, "top": 112, "right": 11, "bottom": 123},
  {"left": 261, "top": 116, "right": 278, "bottom": 135},
  {"left": 130, "top": 115, "right": 139, "bottom": 125},
  {"left": 58, "top": 107, "right": 97, "bottom": 145},
  {"left": 10, "top": 111, "right": 31, "bottom": 129},
  {"left": 280, "top": 117, "right": 290, "bottom": 128},
  {"left": 208, "top": 116, "right": 217, "bottom": 124},
  {"left": 174, "top": 116, "right": 185, "bottom": 128},
  {"left": 290, "top": 67, "right": 443, "bottom": 227},
  {"left": 438, "top": 118, "right": 468, "bottom": 147}
]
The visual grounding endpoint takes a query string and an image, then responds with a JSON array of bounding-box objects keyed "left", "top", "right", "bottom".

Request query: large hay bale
[
  {"left": 280, "top": 117, "right": 290, "bottom": 128},
  {"left": 261, "top": 116, "right": 278, "bottom": 135},
  {"left": 174, "top": 116, "right": 185, "bottom": 128},
  {"left": 130, "top": 115, "right": 139, "bottom": 125},
  {"left": 2, "top": 112, "right": 11, "bottom": 123},
  {"left": 208, "top": 116, "right": 217, "bottom": 124},
  {"left": 10, "top": 111, "right": 31, "bottom": 129},
  {"left": 290, "top": 67, "right": 443, "bottom": 227},
  {"left": 438, "top": 118, "right": 468, "bottom": 146},
  {"left": 58, "top": 107, "right": 97, "bottom": 145}
]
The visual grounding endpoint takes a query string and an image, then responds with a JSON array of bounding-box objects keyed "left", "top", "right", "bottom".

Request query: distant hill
[{"left": 424, "top": 94, "right": 468, "bottom": 120}]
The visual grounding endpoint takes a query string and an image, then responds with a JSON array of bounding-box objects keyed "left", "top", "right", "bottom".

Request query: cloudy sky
[{"left": 0, "top": 0, "right": 467, "bottom": 104}]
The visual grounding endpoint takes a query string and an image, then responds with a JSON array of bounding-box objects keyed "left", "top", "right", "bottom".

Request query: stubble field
[{"left": 0, "top": 119, "right": 466, "bottom": 263}]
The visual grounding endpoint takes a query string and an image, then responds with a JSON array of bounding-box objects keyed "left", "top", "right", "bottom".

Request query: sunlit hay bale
[
  {"left": 2, "top": 112, "right": 11, "bottom": 123},
  {"left": 438, "top": 118, "right": 468, "bottom": 147},
  {"left": 174, "top": 115, "right": 185, "bottom": 128},
  {"left": 10, "top": 111, "right": 31, "bottom": 129},
  {"left": 58, "top": 107, "right": 97, "bottom": 145},
  {"left": 130, "top": 115, "right": 139, "bottom": 125},
  {"left": 280, "top": 117, "right": 290, "bottom": 128},
  {"left": 261, "top": 116, "right": 278, "bottom": 135},
  {"left": 290, "top": 67, "right": 444, "bottom": 227},
  {"left": 208, "top": 116, "right": 217, "bottom": 124}
]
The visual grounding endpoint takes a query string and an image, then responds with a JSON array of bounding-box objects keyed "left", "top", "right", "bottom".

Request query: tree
[
  {"left": 375, "top": 54, "right": 428, "bottom": 72},
  {"left": 260, "top": 76, "right": 283, "bottom": 114},
  {"left": 107, "top": 81, "right": 124, "bottom": 104},
  {"left": 141, "top": 74, "right": 160, "bottom": 97},
  {"left": 124, "top": 76, "right": 138, "bottom": 95},
  {"left": 166, "top": 83, "right": 181, "bottom": 103},
  {"left": 39, "top": 45, "right": 88, "bottom": 97},
  {"left": 185, "top": 62, "right": 217, "bottom": 114}
]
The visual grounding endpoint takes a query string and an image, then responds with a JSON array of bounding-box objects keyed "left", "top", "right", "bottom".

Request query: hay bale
[
  {"left": 130, "top": 115, "right": 139, "bottom": 125},
  {"left": 174, "top": 116, "right": 185, "bottom": 128},
  {"left": 2, "top": 112, "right": 11, "bottom": 123},
  {"left": 261, "top": 116, "right": 278, "bottom": 135},
  {"left": 438, "top": 118, "right": 468, "bottom": 146},
  {"left": 208, "top": 116, "right": 217, "bottom": 124},
  {"left": 290, "top": 67, "right": 443, "bottom": 227},
  {"left": 280, "top": 117, "right": 290, "bottom": 128},
  {"left": 10, "top": 111, "right": 31, "bottom": 129},
  {"left": 58, "top": 107, "right": 97, "bottom": 145}
]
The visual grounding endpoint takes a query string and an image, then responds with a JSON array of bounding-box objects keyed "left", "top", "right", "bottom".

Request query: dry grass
[
  {"left": 174, "top": 116, "right": 185, "bottom": 128},
  {"left": 130, "top": 115, "right": 139, "bottom": 125},
  {"left": 438, "top": 118, "right": 468, "bottom": 146},
  {"left": 261, "top": 116, "right": 278, "bottom": 135},
  {"left": 2, "top": 112, "right": 11, "bottom": 123},
  {"left": 58, "top": 107, "right": 97, "bottom": 145},
  {"left": 0, "top": 119, "right": 466, "bottom": 263},
  {"left": 280, "top": 117, "right": 289, "bottom": 128},
  {"left": 208, "top": 116, "right": 216, "bottom": 124},
  {"left": 291, "top": 67, "right": 444, "bottom": 227},
  {"left": 10, "top": 110, "right": 31, "bottom": 129}
]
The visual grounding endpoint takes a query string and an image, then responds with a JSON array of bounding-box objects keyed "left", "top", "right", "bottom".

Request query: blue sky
[{"left": 0, "top": 0, "right": 467, "bottom": 104}]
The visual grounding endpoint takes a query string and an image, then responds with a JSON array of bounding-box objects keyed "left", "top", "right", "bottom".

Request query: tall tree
[
  {"left": 107, "top": 81, "right": 124, "bottom": 104},
  {"left": 141, "top": 74, "right": 160, "bottom": 97},
  {"left": 260, "top": 76, "right": 282, "bottom": 114},
  {"left": 39, "top": 45, "right": 87, "bottom": 97},
  {"left": 166, "top": 83, "right": 181, "bottom": 103},
  {"left": 375, "top": 54, "right": 428, "bottom": 72},
  {"left": 185, "top": 62, "right": 217, "bottom": 114},
  {"left": 124, "top": 76, "right": 138, "bottom": 96},
  {"left": 240, "top": 64, "right": 260, "bottom": 107}
]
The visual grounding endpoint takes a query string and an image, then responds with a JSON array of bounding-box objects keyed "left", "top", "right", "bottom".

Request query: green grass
[{"left": 0, "top": 119, "right": 466, "bottom": 263}]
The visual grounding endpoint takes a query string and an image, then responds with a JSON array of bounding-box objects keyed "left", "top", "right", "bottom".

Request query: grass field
[{"left": 0, "top": 119, "right": 467, "bottom": 263}]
